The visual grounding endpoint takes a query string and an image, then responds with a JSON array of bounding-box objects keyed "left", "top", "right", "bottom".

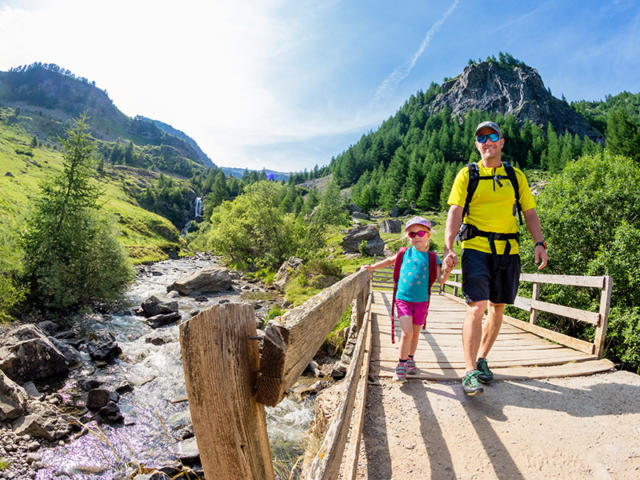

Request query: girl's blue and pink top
[{"left": 396, "top": 247, "right": 441, "bottom": 302}]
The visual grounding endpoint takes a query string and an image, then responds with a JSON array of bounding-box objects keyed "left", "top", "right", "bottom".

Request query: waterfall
[{"left": 194, "top": 197, "right": 203, "bottom": 218}]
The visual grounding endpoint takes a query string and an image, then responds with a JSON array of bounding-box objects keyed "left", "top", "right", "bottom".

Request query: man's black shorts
[{"left": 461, "top": 249, "right": 521, "bottom": 304}]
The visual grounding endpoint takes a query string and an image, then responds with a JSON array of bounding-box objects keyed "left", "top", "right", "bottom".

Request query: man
[{"left": 443, "top": 121, "right": 548, "bottom": 396}]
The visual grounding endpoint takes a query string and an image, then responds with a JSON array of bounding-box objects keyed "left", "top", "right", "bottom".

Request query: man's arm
[
  {"left": 443, "top": 204, "right": 463, "bottom": 270},
  {"left": 523, "top": 207, "right": 548, "bottom": 270}
]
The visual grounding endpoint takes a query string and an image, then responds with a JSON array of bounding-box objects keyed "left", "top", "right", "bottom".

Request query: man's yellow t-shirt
[{"left": 448, "top": 161, "right": 535, "bottom": 255}]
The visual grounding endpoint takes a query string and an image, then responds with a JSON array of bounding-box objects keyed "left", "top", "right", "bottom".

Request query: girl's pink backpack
[{"left": 391, "top": 247, "right": 438, "bottom": 344}]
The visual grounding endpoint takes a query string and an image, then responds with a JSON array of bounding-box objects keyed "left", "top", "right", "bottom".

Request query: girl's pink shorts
[{"left": 395, "top": 299, "right": 429, "bottom": 326}]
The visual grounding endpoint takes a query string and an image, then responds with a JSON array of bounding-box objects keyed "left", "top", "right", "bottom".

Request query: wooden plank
[
  {"left": 594, "top": 275, "right": 612, "bottom": 357},
  {"left": 257, "top": 270, "right": 368, "bottom": 406},
  {"left": 530, "top": 282, "right": 541, "bottom": 324},
  {"left": 306, "top": 289, "right": 372, "bottom": 480},
  {"left": 444, "top": 280, "right": 462, "bottom": 288},
  {"left": 370, "top": 358, "right": 615, "bottom": 380},
  {"left": 519, "top": 273, "right": 605, "bottom": 288},
  {"left": 502, "top": 315, "right": 594, "bottom": 354},
  {"left": 530, "top": 299, "right": 600, "bottom": 325},
  {"left": 341, "top": 295, "right": 374, "bottom": 480},
  {"left": 179, "top": 304, "right": 275, "bottom": 480},
  {"left": 513, "top": 295, "right": 532, "bottom": 312}
]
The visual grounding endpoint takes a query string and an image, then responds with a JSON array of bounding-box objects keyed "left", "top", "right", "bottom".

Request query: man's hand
[
  {"left": 535, "top": 245, "right": 548, "bottom": 270},
  {"left": 443, "top": 248, "right": 458, "bottom": 272}
]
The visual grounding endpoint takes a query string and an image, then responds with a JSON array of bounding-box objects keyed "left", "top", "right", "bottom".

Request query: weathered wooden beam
[
  {"left": 257, "top": 269, "right": 369, "bottom": 406},
  {"left": 529, "top": 282, "right": 540, "bottom": 324},
  {"left": 502, "top": 314, "right": 594, "bottom": 354},
  {"left": 180, "top": 304, "right": 275, "bottom": 480},
  {"left": 530, "top": 299, "right": 600, "bottom": 325},
  {"left": 594, "top": 275, "right": 612, "bottom": 357},
  {"left": 519, "top": 273, "right": 605, "bottom": 288},
  {"left": 306, "top": 289, "right": 372, "bottom": 480}
]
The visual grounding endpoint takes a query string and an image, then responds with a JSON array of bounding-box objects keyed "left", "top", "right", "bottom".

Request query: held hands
[{"left": 442, "top": 249, "right": 458, "bottom": 275}]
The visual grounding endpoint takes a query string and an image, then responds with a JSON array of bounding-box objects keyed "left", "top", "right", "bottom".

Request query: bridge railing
[
  {"left": 441, "top": 270, "right": 613, "bottom": 357},
  {"left": 179, "top": 268, "right": 372, "bottom": 480}
]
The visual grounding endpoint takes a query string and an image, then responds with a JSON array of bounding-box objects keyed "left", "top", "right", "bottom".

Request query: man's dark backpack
[
  {"left": 456, "top": 161, "right": 523, "bottom": 256},
  {"left": 390, "top": 247, "right": 438, "bottom": 344}
]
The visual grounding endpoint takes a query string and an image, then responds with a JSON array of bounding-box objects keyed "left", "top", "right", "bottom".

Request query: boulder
[
  {"left": 167, "top": 267, "right": 232, "bottom": 295},
  {"left": 141, "top": 295, "right": 179, "bottom": 317},
  {"left": 273, "top": 257, "right": 304, "bottom": 290},
  {"left": 176, "top": 436, "right": 200, "bottom": 467},
  {"left": 146, "top": 312, "right": 182, "bottom": 328},
  {"left": 86, "top": 330, "right": 122, "bottom": 362},
  {"left": 0, "top": 324, "right": 68, "bottom": 383},
  {"left": 87, "top": 388, "right": 119, "bottom": 410},
  {"left": 379, "top": 219, "right": 402, "bottom": 233},
  {"left": 341, "top": 224, "right": 385, "bottom": 256},
  {"left": 13, "top": 409, "right": 72, "bottom": 441},
  {"left": 352, "top": 211, "right": 370, "bottom": 220},
  {"left": 389, "top": 207, "right": 402, "bottom": 217},
  {"left": 0, "top": 370, "right": 29, "bottom": 421}
]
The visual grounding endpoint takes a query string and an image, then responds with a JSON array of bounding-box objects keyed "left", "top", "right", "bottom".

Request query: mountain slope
[{"left": 0, "top": 63, "right": 214, "bottom": 170}]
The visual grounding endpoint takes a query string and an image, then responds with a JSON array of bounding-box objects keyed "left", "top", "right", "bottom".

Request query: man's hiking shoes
[
  {"left": 406, "top": 357, "right": 417, "bottom": 375},
  {"left": 393, "top": 363, "right": 407, "bottom": 382},
  {"left": 476, "top": 357, "right": 493, "bottom": 384},
  {"left": 462, "top": 370, "right": 484, "bottom": 396}
]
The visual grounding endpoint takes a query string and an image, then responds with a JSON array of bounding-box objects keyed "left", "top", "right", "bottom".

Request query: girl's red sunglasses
[{"left": 408, "top": 230, "right": 429, "bottom": 238}]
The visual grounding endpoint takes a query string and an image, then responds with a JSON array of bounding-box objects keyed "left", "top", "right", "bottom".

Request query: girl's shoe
[
  {"left": 406, "top": 357, "right": 417, "bottom": 375},
  {"left": 393, "top": 363, "right": 407, "bottom": 382}
]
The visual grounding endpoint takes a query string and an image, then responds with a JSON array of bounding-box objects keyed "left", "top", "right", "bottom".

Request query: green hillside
[{"left": 0, "top": 118, "right": 184, "bottom": 264}]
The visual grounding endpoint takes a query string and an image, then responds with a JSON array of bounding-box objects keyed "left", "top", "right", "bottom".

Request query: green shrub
[
  {"left": 0, "top": 218, "right": 25, "bottom": 322},
  {"left": 358, "top": 240, "right": 368, "bottom": 255}
]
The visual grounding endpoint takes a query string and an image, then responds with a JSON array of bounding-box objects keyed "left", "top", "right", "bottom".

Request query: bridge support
[{"left": 180, "top": 303, "right": 275, "bottom": 480}]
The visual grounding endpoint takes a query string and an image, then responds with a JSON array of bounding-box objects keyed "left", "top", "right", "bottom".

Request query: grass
[
  {"left": 0, "top": 119, "right": 185, "bottom": 264},
  {"left": 0, "top": 458, "right": 10, "bottom": 470}
]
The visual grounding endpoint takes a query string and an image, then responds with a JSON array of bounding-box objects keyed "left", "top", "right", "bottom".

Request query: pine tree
[{"left": 606, "top": 110, "right": 640, "bottom": 159}]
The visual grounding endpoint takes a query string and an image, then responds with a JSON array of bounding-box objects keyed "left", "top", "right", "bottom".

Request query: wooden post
[
  {"left": 355, "top": 282, "right": 368, "bottom": 332},
  {"left": 454, "top": 273, "right": 459, "bottom": 297},
  {"left": 180, "top": 303, "right": 275, "bottom": 480},
  {"left": 593, "top": 275, "right": 612, "bottom": 357},
  {"left": 529, "top": 282, "right": 540, "bottom": 324}
]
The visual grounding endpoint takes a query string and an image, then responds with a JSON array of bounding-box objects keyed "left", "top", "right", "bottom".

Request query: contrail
[{"left": 373, "top": 0, "right": 460, "bottom": 104}]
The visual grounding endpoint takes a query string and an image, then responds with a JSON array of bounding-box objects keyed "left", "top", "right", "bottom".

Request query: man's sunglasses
[
  {"left": 408, "top": 230, "right": 429, "bottom": 238},
  {"left": 476, "top": 133, "right": 500, "bottom": 143}
]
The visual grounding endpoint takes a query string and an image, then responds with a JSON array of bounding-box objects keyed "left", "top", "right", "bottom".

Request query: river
[{"left": 35, "top": 254, "right": 314, "bottom": 479}]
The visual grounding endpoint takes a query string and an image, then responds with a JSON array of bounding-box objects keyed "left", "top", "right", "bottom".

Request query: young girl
[{"left": 363, "top": 217, "right": 451, "bottom": 381}]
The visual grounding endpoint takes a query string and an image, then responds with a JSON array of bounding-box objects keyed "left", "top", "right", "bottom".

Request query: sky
[{"left": 0, "top": 0, "right": 639, "bottom": 173}]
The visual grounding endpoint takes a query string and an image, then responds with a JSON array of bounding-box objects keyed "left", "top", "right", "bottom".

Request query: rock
[
  {"left": 304, "top": 360, "right": 323, "bottom": 378},
  {"left": 273, "top": 256, "right": 304, "bottom": 290},
  {"left": 166, "top": 290, "right": 180, "bottom": 299},
  {"left": 352, "top": 211, "right": 370, "bottom": 220},
  {"left": 380, "top": 219, "right": 402, "bottom": 233},
  {"left": 87, "top": 389, "right": 119, "bottom": 410},
  {"left": 346, "top": 203, "right": 362, "bottom": 214},
  {"left": 141, "top": 295, "right": 179, "bottom": 317},
  {"left": 144, "top": 331, "right": 175, "bottom": 346},
  {"left": 176, "top": 436, "right": 200, "bottom": 466},
  {"left": 430, "top": 61, "right": 603, "bottom": 141},
  {"left": 36, "top": 321, "right": 59, "bottom": 335},
  {"left": 0, "top": 324, "right": 69, "bottom": 382},
  {"left": 80, "top": 378, "right": 104, "bottom": 391},
  {"left": 97, "top": 401, "right": 124, "bottom": 424},
  {"left": 389, "top": 207, "right": 402, "bottom": 217},
  {"left": 309, "top": 382, "right": 344, "bottom": 437},
  {"left": 341, "top": 339, "right": 357, "bottom": 364},
  {"left": 146, "top": 312, "right": 182, "bottom": 328},
  {"left": 13, "top": 411, "right": 72, "bottom": 441},
  {"left": 50, "top": 338, "right": 82, "bottom": 368},
  {"left": 86, "top": 330, "right": 121, "bottom": 362},
  {"left": 5, "top": 171, "right": 14, "bottom": 177},
  {"left": 331, "top": 362, "right": 347, "bottom": 380},
  {"left": 115, "top": 381, "right": 133, "bottom": 395},
  {"left": 194, "top": 296, "right": 208, "bottom": 302},
  {"left": 0, "top": 370, "right": 29, "bottom": 421},
  {"left": 21, "top": 382, "right": 44, "bottom": 400},
  {"left": 167, "top": 267, "right": 232, "bottom": 295},
  {"left": 341, "top": 224, "right": 385, "bottom": 255}
]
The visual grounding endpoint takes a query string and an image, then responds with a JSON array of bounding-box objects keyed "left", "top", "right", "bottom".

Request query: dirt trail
[{"left": 354, "top": 371, "right": 640, "bottom": 479}]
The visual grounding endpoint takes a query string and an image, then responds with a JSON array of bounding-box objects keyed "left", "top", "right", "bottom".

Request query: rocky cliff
[{"left": 430, "top": 62, "right": 603, "bottom": 140}]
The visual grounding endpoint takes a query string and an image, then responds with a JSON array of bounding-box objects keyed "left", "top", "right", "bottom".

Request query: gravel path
[{"left": 355, "top": 370, "right": 640, "bottom": 479}]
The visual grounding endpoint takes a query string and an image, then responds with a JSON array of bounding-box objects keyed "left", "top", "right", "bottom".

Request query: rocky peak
[{"left": 430, "top": 62, "right": 603, "bottom": 140}]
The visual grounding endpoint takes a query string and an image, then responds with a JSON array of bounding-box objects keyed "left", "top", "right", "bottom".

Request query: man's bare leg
[
  {"left": 462, "top": 300, "right": 487, "bottom": 372},
  {"left": 478, "top": 302, "right": 505, "bottom": 359}
]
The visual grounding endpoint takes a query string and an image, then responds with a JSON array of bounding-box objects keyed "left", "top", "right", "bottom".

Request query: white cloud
[{"left": 372, "top": 0, "right": 460, "bottom": 105}]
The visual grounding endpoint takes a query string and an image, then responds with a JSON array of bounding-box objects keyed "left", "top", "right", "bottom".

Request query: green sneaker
[
  {"left": 462, "top": 370, "right": 484, "bottom": 396},
  {"left": 476, "top": 357, "right": 493, "bottom": 384}
]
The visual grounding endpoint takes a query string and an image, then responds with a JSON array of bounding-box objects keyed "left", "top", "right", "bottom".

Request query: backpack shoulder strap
[
  {"left": 462, "top": 163, "right": 480, "bottom": 219},
  {"left": 422, "top": 250, "right": 439, "bottom": 330},
  {"left": 503, "top": 161, "right": 523, "bottom": 224},
  {"left": 390, "top": 246, "right": 408, "bottom": 344}
]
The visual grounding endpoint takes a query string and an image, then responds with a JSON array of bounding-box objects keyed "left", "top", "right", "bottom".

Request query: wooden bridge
[{"left": 179, "top": 264, "right": 615, "bottom": 479}]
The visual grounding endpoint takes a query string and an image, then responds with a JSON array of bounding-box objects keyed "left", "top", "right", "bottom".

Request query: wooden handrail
[
  {"left": 439, "top": 270, "right": 613, "bottom": 357},
  {"left": 257, "top": 269, "right": 369, "bottom": 406}
]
